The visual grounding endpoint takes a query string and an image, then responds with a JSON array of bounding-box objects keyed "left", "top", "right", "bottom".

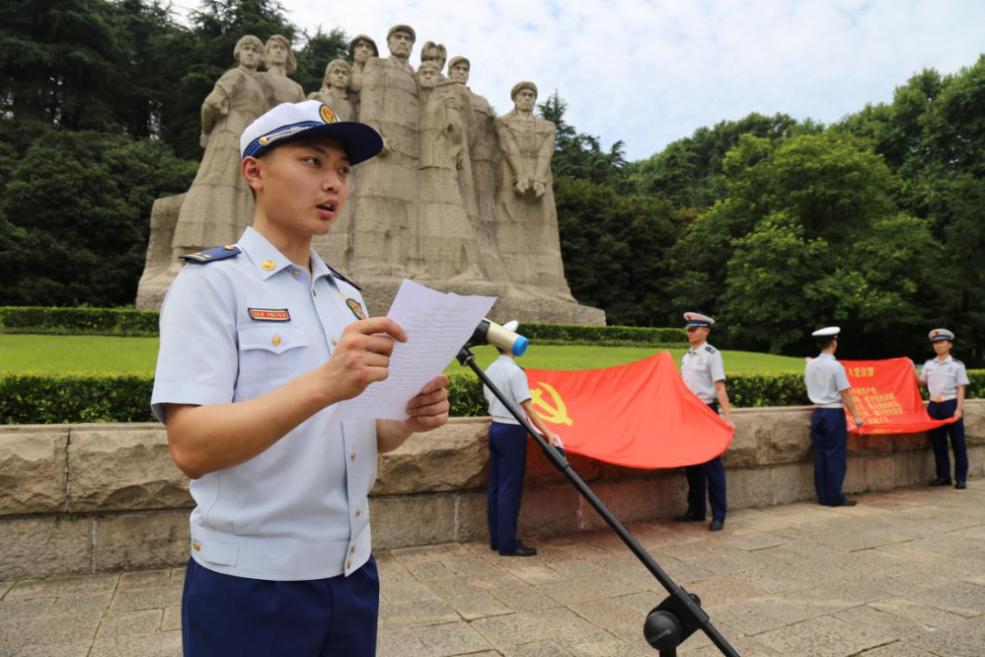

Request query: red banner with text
[
  {"left": 841, "top": 358, "right": 954, "bottom": 434},
  {"left": 524, "top": 352, "right": 734, "bottom": 469}
]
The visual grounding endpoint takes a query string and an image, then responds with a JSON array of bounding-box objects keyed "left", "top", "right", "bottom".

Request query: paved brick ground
[{"left": 2, "top": 483, "right": 984, "bottom": 657}]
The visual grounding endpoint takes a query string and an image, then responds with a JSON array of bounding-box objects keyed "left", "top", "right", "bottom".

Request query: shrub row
[
  {"left": 0, "top": 307, "right": 159, "bottom": 336},
  {"left": 0, "top": 307, "right": 686, "bottom": 345},
  {"left": 5, "top": 370, "right": 985, "bottom": 425}
]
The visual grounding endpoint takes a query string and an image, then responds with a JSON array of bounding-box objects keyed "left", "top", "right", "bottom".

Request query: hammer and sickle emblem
[{"left": 530, "top": 382, "right": 573, "bottom": 426}]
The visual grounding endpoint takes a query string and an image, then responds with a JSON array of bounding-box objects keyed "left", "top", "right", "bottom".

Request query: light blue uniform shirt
[
  {"left": 920, "top": 355, "right": 969, "bottom": 401},
  {"left": 151, "top": 227, "right": 377, "bottom": 581},
  {"left": 483, "top": 355, "right": 531, "bottom": 425},
  {"left": 681, "top": 342, "right": 726, "bottom": 404},
  {"left": 804, "top": 353, "right": 851, "bottom": 407}
]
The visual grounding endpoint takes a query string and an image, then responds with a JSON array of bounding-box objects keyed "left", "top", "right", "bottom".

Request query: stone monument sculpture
[
  {"left": 342, "top": 24, "right": 423, "bottom": 279},
  {"left": 137, "top": 27, "right": 603, "bottom": 325},
  {"left": 419, "top": 41, "right": 448, "bottom": 80},
  {"left": 347, "top": 34, "right": 379, "bottom": 112},
  {"left": 170, "top": 34, "right": 266, "bottom": 254},
  {"left": 307, "top": 59, "right": 354, "bottom": 121},
  {"left": 494, "top": 81, "right": 569, "bottom": 293},
  {"left": 447, "top": 55, "right": 507, "bottom": 280},
  {"left": 262, "top": 34, "right": 305, "bottom": 105},
  {"left": 416, "top": 61, "right": 482, "bottom": 279}
]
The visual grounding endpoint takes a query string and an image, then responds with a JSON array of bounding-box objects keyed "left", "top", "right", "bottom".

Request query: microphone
[{"left": 468, "top": 318, "right": 528, "bottom": 356}]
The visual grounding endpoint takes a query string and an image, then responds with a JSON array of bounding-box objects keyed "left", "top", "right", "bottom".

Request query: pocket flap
[
  {"left": 238, "top": 325, "right": 308, "bottom": 354},
  {"left": 191, "top": 536, "right": 239, "bottom": 566}
]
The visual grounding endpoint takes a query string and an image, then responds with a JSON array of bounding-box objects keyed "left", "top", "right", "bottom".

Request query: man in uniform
[
  {"left": 482, "top": 322, "right": 561, "bottom": 556},
  {"left": 804, "top": 327, "right": 864, "bottom": 507},
  {"left": 918, "top": 328, "right": 970, "bottom": 489},
  {"left": 677, "top": 312, "right": 733, "bottom": 532},
  {"left": 151, "top": 100, "right": 451, "bottom": 657}
]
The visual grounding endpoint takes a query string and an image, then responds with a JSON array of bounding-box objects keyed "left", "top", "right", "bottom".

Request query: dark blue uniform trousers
[
  {"left": 488, "top": 421, "right": 528, "bottom": 553},
  {"left": 811, "top": 408, "right": 849, "bottom": 506},
  {"left": 181, "top": 555, "right": 379, "bottom": 657},
  {"left": 928, "top": 399, "right": 968, "bottom": 484},
  {"left": 683, "top": 402, "right": 728, "bottom": 521}
]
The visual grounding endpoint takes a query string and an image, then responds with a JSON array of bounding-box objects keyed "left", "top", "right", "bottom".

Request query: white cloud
[{"left": 243, "top": 0, "right": 985, "bottom": 159}]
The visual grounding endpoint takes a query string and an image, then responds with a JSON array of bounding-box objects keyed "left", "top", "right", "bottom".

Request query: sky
[{"left": 181, "top": 0, "right": 985, "bottom": 161}]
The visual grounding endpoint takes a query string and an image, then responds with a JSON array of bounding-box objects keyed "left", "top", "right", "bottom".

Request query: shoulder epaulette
[
  {"left": 327, "top": 264, "right": 362, "bottom": 291},
  {"left": 180, "top": 244, "right": 241, "bottom": 264},
  {"left": 705, "top": 345, "right": 717, "bottom": 353},
  {"left": 953, "top": 358, "right": 963, "bottom": 365}
]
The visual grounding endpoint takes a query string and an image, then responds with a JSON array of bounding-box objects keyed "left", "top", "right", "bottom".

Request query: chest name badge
[
  {"left": 248, "top": 308, "right": 291, "bottom": 322},
  {"left": 346, "top": 298, "right": 366, "bottom": 320}
]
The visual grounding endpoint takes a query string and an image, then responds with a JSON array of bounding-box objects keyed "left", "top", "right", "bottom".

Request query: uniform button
[
  {"left": 331, "top": 338, "right": 338, "bottom": 346},
  {"left": 272, "top": 335, "right": 282, "bottom": 346},
  {"left": 350, "top": 451, "right": 357, "bottom": 461},
  {"left": 291, "top": 269, "right": 300, "bottom": 278},
  {"left": 192, "top": 541, "right": 201, "bottom": 552},
  {"left": 312, "top": 289, "right": 318, "bottom": 297},
  {"left": 261, "top": 259, "right": 275, "bottom": 271},
  {"left": 350, "top": 545, "right": 356, "bottom": 555},
  {"left": 355, "top": 507, "right": 362, "bottom": 517},
  {"left": 347, "top": 559, "right": 353, "bottom": 569}
]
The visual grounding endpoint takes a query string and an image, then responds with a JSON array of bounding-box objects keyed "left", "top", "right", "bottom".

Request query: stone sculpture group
[{"left": 137, "top": 25, "right": 603, "bottom": 324}]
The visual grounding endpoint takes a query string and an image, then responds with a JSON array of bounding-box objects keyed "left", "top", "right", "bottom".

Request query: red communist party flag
[
  {"left": 841, "top": 357, "right": 955, "bottom": 434},
  {"left": 524, "top": 352, "right": 734, "bottom": 469}
]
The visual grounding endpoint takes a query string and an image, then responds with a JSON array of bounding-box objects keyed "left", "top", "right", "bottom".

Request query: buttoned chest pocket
[{"left": 237, "top": 325, "right": 310, "bottom": 390}]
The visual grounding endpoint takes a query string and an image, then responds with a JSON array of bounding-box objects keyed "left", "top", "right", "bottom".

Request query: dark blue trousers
[
  {"left": 683, "top": 402, "right": 728, "bottom": 521},
  {"left": 811, "top": 408, "right": 849, "bottom": 506},
  {"left": 488, "top": 421, "right": 528, "bottom": 553},
  {"left": 182, "top": 556, "right": 379, "bottom": 657},
  {"left": 928, "top": 399, "right": 968, "bottom": 484}
]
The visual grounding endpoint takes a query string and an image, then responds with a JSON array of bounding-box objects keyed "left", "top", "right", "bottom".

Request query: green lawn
[{"left": 0, "top": 334, "right": 806, "bottom": 375}]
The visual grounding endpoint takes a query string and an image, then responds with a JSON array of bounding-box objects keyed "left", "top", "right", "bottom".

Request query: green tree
[{"left": 0, "top": 125, "right": 196, "bottom": 305}]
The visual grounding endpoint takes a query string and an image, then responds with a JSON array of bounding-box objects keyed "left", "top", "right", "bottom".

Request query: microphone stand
[{"left": 457, "top": 346, "right": 741, "bottom": 656}]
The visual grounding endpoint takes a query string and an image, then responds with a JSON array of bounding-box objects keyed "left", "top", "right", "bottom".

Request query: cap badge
[
  {"left": 261, "top": 259, "right": 276, "bottom": 271},
  {"left": 319, "top": 104, "right": 337, "bottom": 124}
]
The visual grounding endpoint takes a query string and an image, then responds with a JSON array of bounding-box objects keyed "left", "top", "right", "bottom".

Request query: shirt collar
[
  {"left": 237, "top": 226, "right": 334, "bottom": 283},
  {"left": 688, "top": 341, "right": 706, "bottom": 354},
  {"left": 817, "top": 352, "right": 836, "bottom": 360},
  {"left": 935, "top": 355, "right": 953, "bottom": 363}
]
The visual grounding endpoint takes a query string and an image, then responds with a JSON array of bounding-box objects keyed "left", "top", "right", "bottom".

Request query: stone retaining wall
[{"left": 2, "top": 403, "right": 983, "bottom": 579}]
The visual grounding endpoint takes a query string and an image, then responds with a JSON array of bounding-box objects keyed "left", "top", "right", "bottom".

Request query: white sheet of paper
[{"left": 333, "top": 279, "right": 495, "bottom": 421}]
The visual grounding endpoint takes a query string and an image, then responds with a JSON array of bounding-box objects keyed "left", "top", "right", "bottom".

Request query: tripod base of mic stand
[{"left": 644, "top": 592, "right": 703, "bottom": 655}]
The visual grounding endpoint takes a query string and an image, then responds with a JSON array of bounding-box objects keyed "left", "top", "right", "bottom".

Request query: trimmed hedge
[
  {"left": 0, "top": 307, "right": 685, "bottom": 345},
  {"left": 5, "top": 370, "right": 985, "bottom": 425},
  {"left": 0, "top": 374, "right": 155, "bottom": 424},
  {"left": 0, "top": 307, "right": 159, "bottom": 337}
]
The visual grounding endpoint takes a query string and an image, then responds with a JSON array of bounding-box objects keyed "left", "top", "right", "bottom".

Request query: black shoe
[
  {"left": 836, "top": 498, "right": 858, "bottom": 507},
  {"left": 499, "top": 544, "right": 537, "bottom": 557},
  {"left": 955, "top": 481, "right": 967, "bottom": 490},
  {"left": 676, "top": 511, "right": 706, "bottom": 522},
  {"left": 709, "top": 518, "right": 725, "bottom": 532},
  {"left": 929, "top": 478, "right": 951, "bottom": 486}
]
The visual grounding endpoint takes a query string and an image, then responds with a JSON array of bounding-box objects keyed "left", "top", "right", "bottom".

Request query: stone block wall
[{"left": 2, "top": 403, "right": 983, "bottom": 579}]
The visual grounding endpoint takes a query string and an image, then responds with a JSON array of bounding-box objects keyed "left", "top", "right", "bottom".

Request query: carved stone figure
[
  {"left": 494, "top": 81, "right": 568, "bottom": 291},
  {"left": 342, "top": 24, "right": 422, "bottom": 278},
  {"left": 415, "top": 61, "right": 482, "bottom": 279},
  {"left": 262, "top": 34, "right": 305, "bottom": 105},
  {"left": 419, "top": 41, "right": 448, "bottom": 81},
  {"left": 171, "top": 34, "right": 266, "bottom": 252},
  {"left": 448, "top": 56, "right": 505, "bottom": 279},
  {"left": 307, "top": 59, "right": 353, "bottom": 121},
  {"left": 347, "top": 34, "right": 379, "bottom": 117}
]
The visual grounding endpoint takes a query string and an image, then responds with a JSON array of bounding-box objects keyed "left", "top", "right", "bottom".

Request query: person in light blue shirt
[
  {"left": 677, "top": 312, "right": 733, "bottom": 532},
  {"left": 482, "top": 325, "right": 560, "bottom": 557},
  {"left": 804, "top": 327, "right": 864, "bottom": 507},
  {"left": 917, "top": 328, "right": 970, "bottom": 489},
  {"left": 152, "top": 100, "right": 451, "bottom": 657}
]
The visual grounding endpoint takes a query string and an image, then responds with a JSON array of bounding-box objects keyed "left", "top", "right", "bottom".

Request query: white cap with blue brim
[{"left": 239, "top": 100, "right": 383, "bottom": 164}]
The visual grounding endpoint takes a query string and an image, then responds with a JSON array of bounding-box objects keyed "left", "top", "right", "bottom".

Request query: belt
[
  {"left": 929, "top": 395, "right": 957, "bottom": 403},
  {"left": 814, "top": 403, "right": 843, "bottom": 409}
]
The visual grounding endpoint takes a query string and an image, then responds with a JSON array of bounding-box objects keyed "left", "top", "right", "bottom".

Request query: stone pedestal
[{"left": 135, "top": 194, "right": 184, "bottom": 311}]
